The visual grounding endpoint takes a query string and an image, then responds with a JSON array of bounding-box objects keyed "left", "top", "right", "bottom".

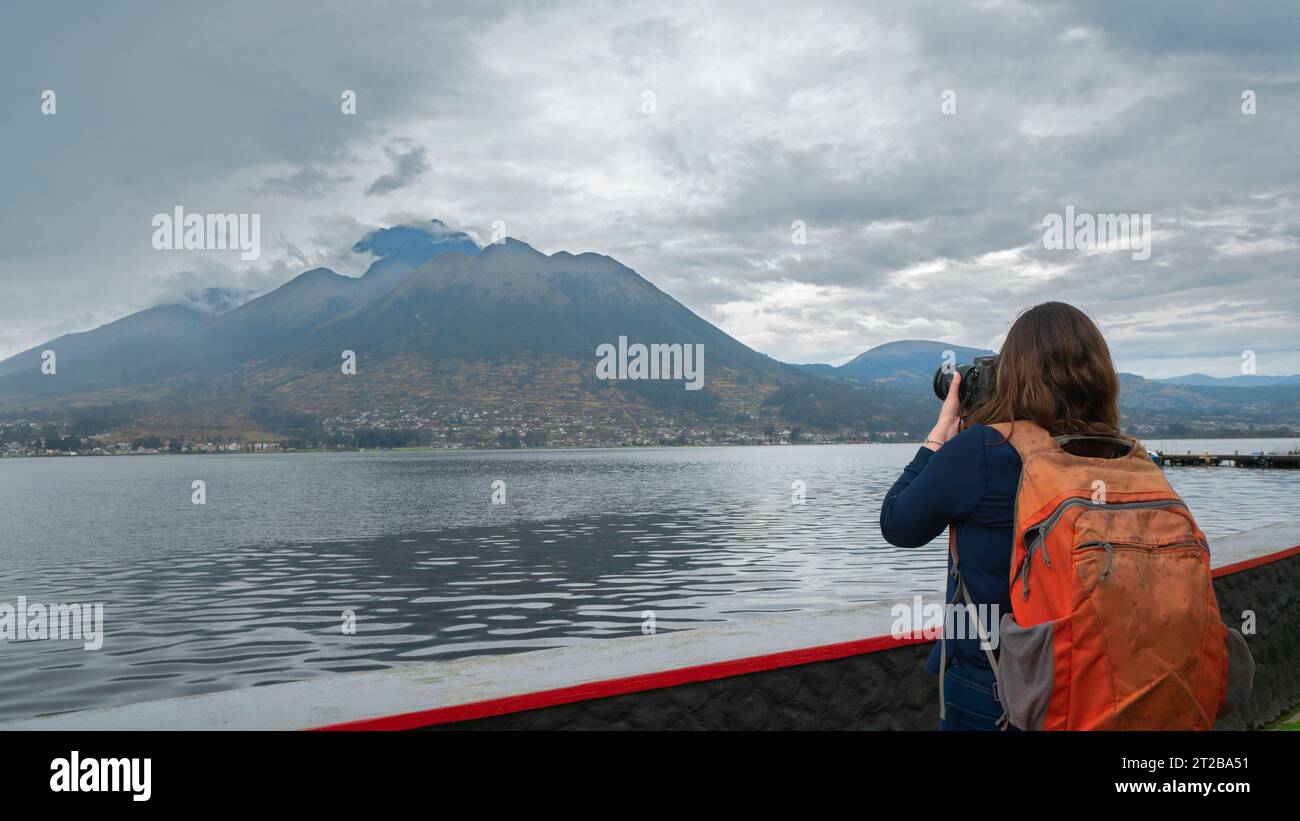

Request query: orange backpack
[{"left": 951, "top": 421, "right": 1254, "bottom": 730}]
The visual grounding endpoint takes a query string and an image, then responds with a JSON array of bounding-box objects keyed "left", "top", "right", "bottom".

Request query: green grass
[{"left": 1266, "top": 702, "right": 1300, "bottom": 730}]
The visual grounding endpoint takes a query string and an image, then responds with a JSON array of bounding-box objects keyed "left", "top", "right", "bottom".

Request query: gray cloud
[
  {"left": 1, "top": 0, "right": 1297, "bottom": 377},
  {"left": 366, "top": 144, "right": 431, "bottom": 195},
  {"left": 249, "top": 165, "right": 354, "bottom": 199}
]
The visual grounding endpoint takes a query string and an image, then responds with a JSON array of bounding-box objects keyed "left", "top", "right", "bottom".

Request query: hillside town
[{"left": 0, "top": 410, "right": 910, "bottom": 457}]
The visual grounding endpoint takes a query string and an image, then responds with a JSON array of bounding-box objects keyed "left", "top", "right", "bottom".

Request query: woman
[{"left": 878, "top": 302, "right": 1123, "bottom": 730}]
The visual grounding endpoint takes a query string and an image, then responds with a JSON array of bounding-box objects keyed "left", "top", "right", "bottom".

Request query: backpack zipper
[
  {"left": 1075, "top": 538, "right": 1207, "bottom": 584},
  {"left": 1013, "top": 498, "right": 1190, "bottom": 600},
  {"left": 1077, "top": 539, "right": 1116, "bottom": 582}
]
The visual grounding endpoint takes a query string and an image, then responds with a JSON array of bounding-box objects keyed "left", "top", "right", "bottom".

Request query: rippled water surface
[{"left": 2, "top": 439, "right": 1298, "bottom": 722}]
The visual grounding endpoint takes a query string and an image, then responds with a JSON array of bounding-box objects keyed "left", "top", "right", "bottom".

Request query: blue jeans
[{"left": 940, "top": 663, "right": 1010, "bottom": 731}]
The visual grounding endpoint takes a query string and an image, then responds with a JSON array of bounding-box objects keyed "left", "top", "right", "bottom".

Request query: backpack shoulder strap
[
  {"left": 987, "top": 420, "right": 1056, "bottom": 459},
  {"left": 991, "top": 421, "right": 1145, "bottom": 463},
  {"left": 943, "top": 528, "right": 1009, "bottom": 729}
]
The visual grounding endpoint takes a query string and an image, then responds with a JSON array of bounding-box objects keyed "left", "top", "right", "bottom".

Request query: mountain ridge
[{"left": 0, "top": 219, "right": 1296, "bottom": 445}]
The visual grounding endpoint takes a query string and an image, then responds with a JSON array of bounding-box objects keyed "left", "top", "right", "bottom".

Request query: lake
[{"left": 2, "top": 438, "right": 1298, "bottom": 722}]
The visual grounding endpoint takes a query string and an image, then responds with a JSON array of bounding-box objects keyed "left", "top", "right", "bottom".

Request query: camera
[{"left": 932, "top": 355, "right": 998, "bottom": 411}]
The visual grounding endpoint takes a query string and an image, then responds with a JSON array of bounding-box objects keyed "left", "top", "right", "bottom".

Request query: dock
[{"left": 1156, "top": 452, "right": 1300, "bottom": 468}]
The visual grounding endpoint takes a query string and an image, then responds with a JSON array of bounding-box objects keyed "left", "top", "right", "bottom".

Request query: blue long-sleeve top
[{"left": 879, "top": 423, "right": 1022, "bottom": 678}]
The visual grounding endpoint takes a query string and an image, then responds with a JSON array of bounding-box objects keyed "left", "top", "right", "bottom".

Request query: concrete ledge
[{"left": 6, "top": 523, "right": 1299, "bottom": 731}]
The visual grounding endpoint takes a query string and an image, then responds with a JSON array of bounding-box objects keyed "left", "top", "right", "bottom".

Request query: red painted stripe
[
  {"left": 1212, "top": 543, "right": 1300, "bottom": 578},
  {"left": 311, "top": 542, "right": 1300, "bottom": 731},
  {"left": 311, "top": 632, "right": 929, "bottom": 731}
]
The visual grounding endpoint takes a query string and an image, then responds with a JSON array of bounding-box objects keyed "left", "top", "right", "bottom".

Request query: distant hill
[
  {"left": 834, "top": 339, "right": 996, "bottom": 395},
  {"left": 0, "top": 219, "right": 851, "bottom": 442},
  {"left": 796, "top": 341, "right": 1300, "bottom": 437},
  {"left": 793, "top": 340, "right": 996, "bottom": 399},
  {"left": 1118, "top": 373, "right": 1300, "bottom": 436},
  {"left": 0, "top": 303, "right": 208, "bottom": 384},
  {"left": 0, "top": 220, "right": 482, "bottom": 402},
  {"left": 1155, "top": 372, "right": 1300, "bottom": 388},
  {"left": 0, "top": 220, "right": 1296, "bottom": 443}
]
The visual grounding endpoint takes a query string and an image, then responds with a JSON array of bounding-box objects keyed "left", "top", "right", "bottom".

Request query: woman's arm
[
  {"left": 879, "top": 432, "right": 985, "bottom": 547},
  {"left": 879, "top": 373, "right": 985, "bottom": 548}
]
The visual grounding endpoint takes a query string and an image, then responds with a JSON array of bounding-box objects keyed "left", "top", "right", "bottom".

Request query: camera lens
[
  {"left": 933, "top": 363, "right": 976, "bottom": 402},
  {"left": 932, "top": 366, "right": 953, "bottom": 401}
]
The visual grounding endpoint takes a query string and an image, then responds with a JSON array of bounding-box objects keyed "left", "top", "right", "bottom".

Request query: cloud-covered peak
[{"left": 352, "top": 220, "right": 481, "bottom": 260}]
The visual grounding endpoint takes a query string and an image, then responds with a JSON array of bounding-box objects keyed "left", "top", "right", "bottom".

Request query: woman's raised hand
[{"left": 924, "top": 371, "right": 961, "bottom": 451}]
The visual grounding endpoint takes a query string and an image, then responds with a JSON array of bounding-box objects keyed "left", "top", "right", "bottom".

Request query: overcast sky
[{"left": 2, "top": 0, "right": 1298, "bottom": 377}]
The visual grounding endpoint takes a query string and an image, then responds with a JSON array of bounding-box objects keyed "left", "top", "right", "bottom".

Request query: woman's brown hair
[{"left": 965, "top": 302, "right": 1122, "bottom": 437}]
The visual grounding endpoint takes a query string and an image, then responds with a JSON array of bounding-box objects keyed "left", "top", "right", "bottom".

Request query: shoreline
[{"left": 4, "top": 432, "right": 1300, "bottom": 459}]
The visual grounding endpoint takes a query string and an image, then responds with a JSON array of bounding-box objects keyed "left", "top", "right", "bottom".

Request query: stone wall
[
  {"left": 425, "top": 553, "right": 1300, "bottom": 731},
  {"left": 1212, "top": 552, "right": 1300, "bottom": 730}
]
